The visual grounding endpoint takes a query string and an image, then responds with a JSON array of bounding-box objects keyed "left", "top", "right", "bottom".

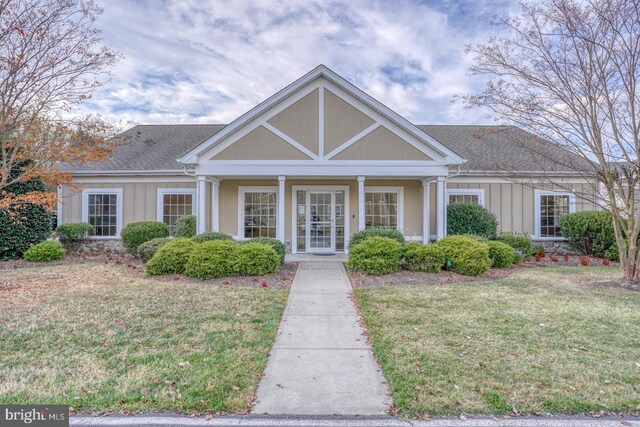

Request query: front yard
[
  {"left": 0, "top": 263, "right": 289, "bottom": 414},
  {"left": 356, "top": 266, "right": 640, "bottom": 417}
]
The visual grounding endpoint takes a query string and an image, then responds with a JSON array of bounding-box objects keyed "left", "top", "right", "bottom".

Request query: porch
[{"left": 194, "top": 176, "right": 449, "bottom": 254}]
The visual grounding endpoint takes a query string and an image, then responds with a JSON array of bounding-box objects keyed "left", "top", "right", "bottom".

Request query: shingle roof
[
  {"left": 418, "top": 125, "right": 594, "bottom": 174},
  {"left": 70, "top": 123, "right": 593, "bottom": 174}
]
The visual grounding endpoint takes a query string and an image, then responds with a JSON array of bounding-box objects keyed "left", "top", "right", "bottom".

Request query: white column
[
  {"left": 436, "top": 176, "right": 446, "bottom": 240},
  {"left": 197, "top": 176, "right": 207, "bottom": 234},
  {"left": 358, "top": 176, "right": 366, "bottom": 231},
  {"left": 56, "top": 185, "right": 63, "bottom": 227},
  {"left": 278, "top": 176, "right": 286, "bottom": 243},
  {"left": 422, "top": 179, "right": 430, "bottom": 244},
  {"left": 211, "top": 179, "right": 220, "bottom": 232}
]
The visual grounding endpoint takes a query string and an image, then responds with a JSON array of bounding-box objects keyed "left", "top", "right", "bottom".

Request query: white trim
[
  {"left": 446, "top": 188, "right": 485, "bottom": 206},
  {"left": 534, "top": 189, "right": 576, "bottom": 240},
  {"left": 324, "top": 123, "right": 380, "bottom": 159},
  {"left": 448, "top": 175, "right": 594, "bottom": 184},
  {"left": 278, "top": 176, "right": 286, "bottom": 242},
  {"left": 364, "top": 186, "right": 405, "bottom": 232},
  {"left": 197, "top": 177, "right": 207, "bottom": 234},
  {"left": 211, "top": 179, "right": 220, "bottom": 232},
  {"left": 156, "top": 188, "right": 197, "bottom": 225},
  {"left": 72, "top": 169, "right": 184, "bottom": 176},
  {"left": 56, "top": 185, "right": 63, "bottom": 228},
  {"left": 436, "top": 177, "right": 446, "bottom": 240},
  {"left": 194, "top": 164, "right": 451, "bottom": 178},
  {"left": 81, "top": 188, "right": 123, "bottom": 238},
  {"left": 73, "top": 176, "right": 196, "bottom": 184},
  {"left": 262, "top": 123, "right": 319, "bottom": 160},
  {"left": 290, "top": 185, "right": 350, "bottom": 254},
  {"left": 422, "top": 180, "right": 430, "bottom": 244},
  {"left": 358, "top": 176, "right": 365, "bottom": 231},
  {"left": 318, "top": 87, "right": 325, "bottom": 159},
  {"left": 180, "top": 65, "right": 465, "bottom": 165},
  {"left": 237, "top": 186, "right": 279, "bottom": 239}
]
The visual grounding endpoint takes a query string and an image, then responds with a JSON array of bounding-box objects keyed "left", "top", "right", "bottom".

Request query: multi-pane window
[
  {"left": 84, "top": 191, "right": 120, "bottom": 237},
  {"left": 159, "top": 191, "right": 195, "bottom": 234},
  {"left": 365, "top": 191, "right": 398, "bottom": 229},
  {"left": 539, "top": 194, "right": 571, "bottom": 237},
  {"left": 243, "top": 190, "right": 277, "bottom": 238},
  {"left": 447, "top": 189, "right": 484, "bottom": 206}
]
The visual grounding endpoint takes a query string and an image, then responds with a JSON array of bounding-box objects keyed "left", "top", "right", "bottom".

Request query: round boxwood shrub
[
  {"left": 348, "top": 236, "right": 404, "bottom": 275},
  {"left": 23, "top": 241, "right": 65, "bottom": 262},
  {"left": 559, "top": 211, "right": 615, "bottom": 257},
  {"left": 447, "top": 203, "right": 498, "bottom": 240},
  {"left": 496, "top": 232, "right": 534, "bottom": 258},
  {"left": 137, "top": 237, "right": 170, "bottom": 263},
  {"left": 185, "top": 240, "right": 239, "bottom": 279},
  {"left": 348, "top": 228, "right": 405, "bottom": 251},
  {"left": 173, "top": 215, "right": 196, "bottom": 238},
  {"left": 249, "top": 237, "right": 286, "bottom": 265},
  {"left": 191, "top": 232, "right": 234, "bottom": 243},
  {"left": 437, "top": 235, "right": 491, "bottom": 276},
  {"left": 235, "top": 242, "right": 281, "bottom": 276},
  {"left": 487, "top": 240, "right": 517, "bottom": 268},
  {"left": 121, "top": 221, "right": 169, "bottom": 254},
  {"left": 145, "top": 238, "right": 197, "bottom": 276},
  {"left": 0, "top": 169, "right": 54, "bottom": 259},
  {"left": 55, "top": 222, "right": 95, "bottom": 250},
  {"left": 404, "top": 242, "right": 446, "bottom": 273}
]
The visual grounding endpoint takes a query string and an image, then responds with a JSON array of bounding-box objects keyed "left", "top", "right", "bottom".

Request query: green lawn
[
  {"left": 0, "top": 263, "right": 288, "bottom": 413},
  {"left": 356, "top": 266, "right": 640, "bottom": 417}
]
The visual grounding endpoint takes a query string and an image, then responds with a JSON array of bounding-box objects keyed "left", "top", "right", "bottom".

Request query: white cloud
[{"left": 81, "top": 0, "right": 517, "bottom": 126}]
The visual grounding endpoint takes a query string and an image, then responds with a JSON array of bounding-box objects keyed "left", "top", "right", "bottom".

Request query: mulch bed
[
  {"left": 0, "top": 251, "right": 297, "bottom": 290},
  {"left": 349, "top": 255, "right": 618, "bottom": 289}
]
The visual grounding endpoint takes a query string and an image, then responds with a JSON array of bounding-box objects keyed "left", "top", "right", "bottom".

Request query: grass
[
  {"left": 0, "top": 263, "right": 288, "bottom": 413},
  {"left": 355, "top": 266, "right": 640, "bottom": 417}
]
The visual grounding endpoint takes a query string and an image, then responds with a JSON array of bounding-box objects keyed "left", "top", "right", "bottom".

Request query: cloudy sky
[{"left": 86, "top": 0, "right": 518, "bottom": 127}]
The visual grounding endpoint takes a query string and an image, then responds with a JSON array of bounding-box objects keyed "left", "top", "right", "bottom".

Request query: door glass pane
[
  {"left": 296, "top": 190, "right": 306, "bottom": 252},
  {"left": 335, "top": 191, "right": 344, "bottom": 252},
  {"left": 309, "top": 192, "right": 332, "bottom": 249}
]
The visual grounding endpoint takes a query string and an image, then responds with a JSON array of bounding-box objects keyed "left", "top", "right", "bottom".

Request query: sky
[{"left": 85, "top": 0, "right": 519, "bottom": 127}]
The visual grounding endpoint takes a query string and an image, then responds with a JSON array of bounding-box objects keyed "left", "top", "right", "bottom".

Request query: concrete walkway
[{"left": 252, "top": 261, "right": 390, "bottom": 415}]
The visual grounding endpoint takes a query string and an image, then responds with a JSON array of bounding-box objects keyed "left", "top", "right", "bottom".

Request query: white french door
[{"left": 307, "top": 191, "right": 335, "bottom": 253}]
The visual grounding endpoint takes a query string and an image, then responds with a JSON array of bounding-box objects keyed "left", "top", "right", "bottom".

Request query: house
[{"left": 59, "top": 65, "right": 597, "bottom": 253}]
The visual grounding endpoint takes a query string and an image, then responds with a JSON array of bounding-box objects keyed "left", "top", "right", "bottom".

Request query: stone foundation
[{"left": 534, "top": 240, "right": 574, "bottom": 255}]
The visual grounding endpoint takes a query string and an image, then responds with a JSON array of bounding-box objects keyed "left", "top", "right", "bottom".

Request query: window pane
[
  {"left": 161, "top": 192, "right": 194, "bottom": 234},
  {"left": 539, "top": 194, "right": 570, "bottom": 237},
  {"left": 365, "top": 192, "right": 398, "bottom": 229},
  {"left": 243, "top": 191, "right": 277, "bottom": 238},
  {"left": 87, "top": 193, "right": 118, "bottom": 237}
]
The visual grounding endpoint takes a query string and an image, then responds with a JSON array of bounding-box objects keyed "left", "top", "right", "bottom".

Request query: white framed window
[
  {"left": 364, "top": 187, "right": 404, "bottom": 231},
  {"left": 238, "top": 186, "right": 278, "bottom": 239},
  {"left": 446, "top": 188, "right": 485, "bottom": 206},
  {"left": 534, "top": 189, "right": 576, "bottom": 239},
  {"left": 157, "top": 188, "right": 197, "bottom": 234},
  {"left": 82, "top": 188, "right": 123, "bottom": 238}
]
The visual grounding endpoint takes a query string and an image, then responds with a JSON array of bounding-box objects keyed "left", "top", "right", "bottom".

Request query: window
[
  {"left": 82, "top": 189, "right": 122, "bottom": 237},
  {"left": 157, "top": 189, "right": 196, "bottom": 234},
  {"left": 239, "top": 187, "right": 277, "bottom": 238},
  {"left": 365, "top": 187, "right": 403, "bottom": 230},
  {"left": 447, "top": 189, "right": 485, "bottom": 206},
  {"left": 535, "top": 190, "right": 576, "bottom": 238}
]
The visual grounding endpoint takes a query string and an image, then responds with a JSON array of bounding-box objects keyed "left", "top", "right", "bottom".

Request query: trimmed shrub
[
  {"left": 137, "top": 237, "right": 170, "bottom": 263},
  {"left": 604, "top": 241, "right": 622, "bottom": 261},
  {"left": 559, "top": 211, "right": 615, "bottom": 257},
  {"left": 348, "top": 228, "right": 405, "bottom": 251},
  {"left": 146, "top": 238, "right": 197, "bottom": 276},
  {"left": 235, "top": 242, "right": 281, "bottom": 276},
  {"left": 191, "top": 232, "right": 234, "bottom": 243},
  {"left": 496, "top": 232, "right": 535, "bottom": 258},
  {"left": 55, "top": 222, "right": 94, "bottom": 250},
  {"left": 437, "top": 235, "right": 491, "bottom": 276},
  {"left": 348, "top": 236, "right": 404, "bottom": 275},
  {"left": 185, "top": 240, "right": 239, "bottom": 279},
  {"left": 0, "top": 168, "right": 53, "bottom": 259},
  {"left": 487, "top": 240, "right": 517, "bottom": 268},
  {"left": 23, "top": 241, "right": 65, "bottom": 262},
  {"left": 447, "top": 203, "right": 498, "bottom": 240},
  {"left": 173, "top": 215, "right": 196, "bottom": 238},
  {"left": 249, "top": 237, "right": 286, "bottom": 265},
  {"left": 121, "top": 221, "right": 169, "bottom": 254},
  {"left": 404, "top": 242, "right": 446, "bottom": 273}
]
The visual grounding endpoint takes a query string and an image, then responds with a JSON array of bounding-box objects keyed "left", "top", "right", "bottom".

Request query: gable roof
[
  {"left": 177, "top": 65, "right": 465, "bottom": 165},
  {"left": 69, "top": 123, "right": 593, "bottom": 175}
]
